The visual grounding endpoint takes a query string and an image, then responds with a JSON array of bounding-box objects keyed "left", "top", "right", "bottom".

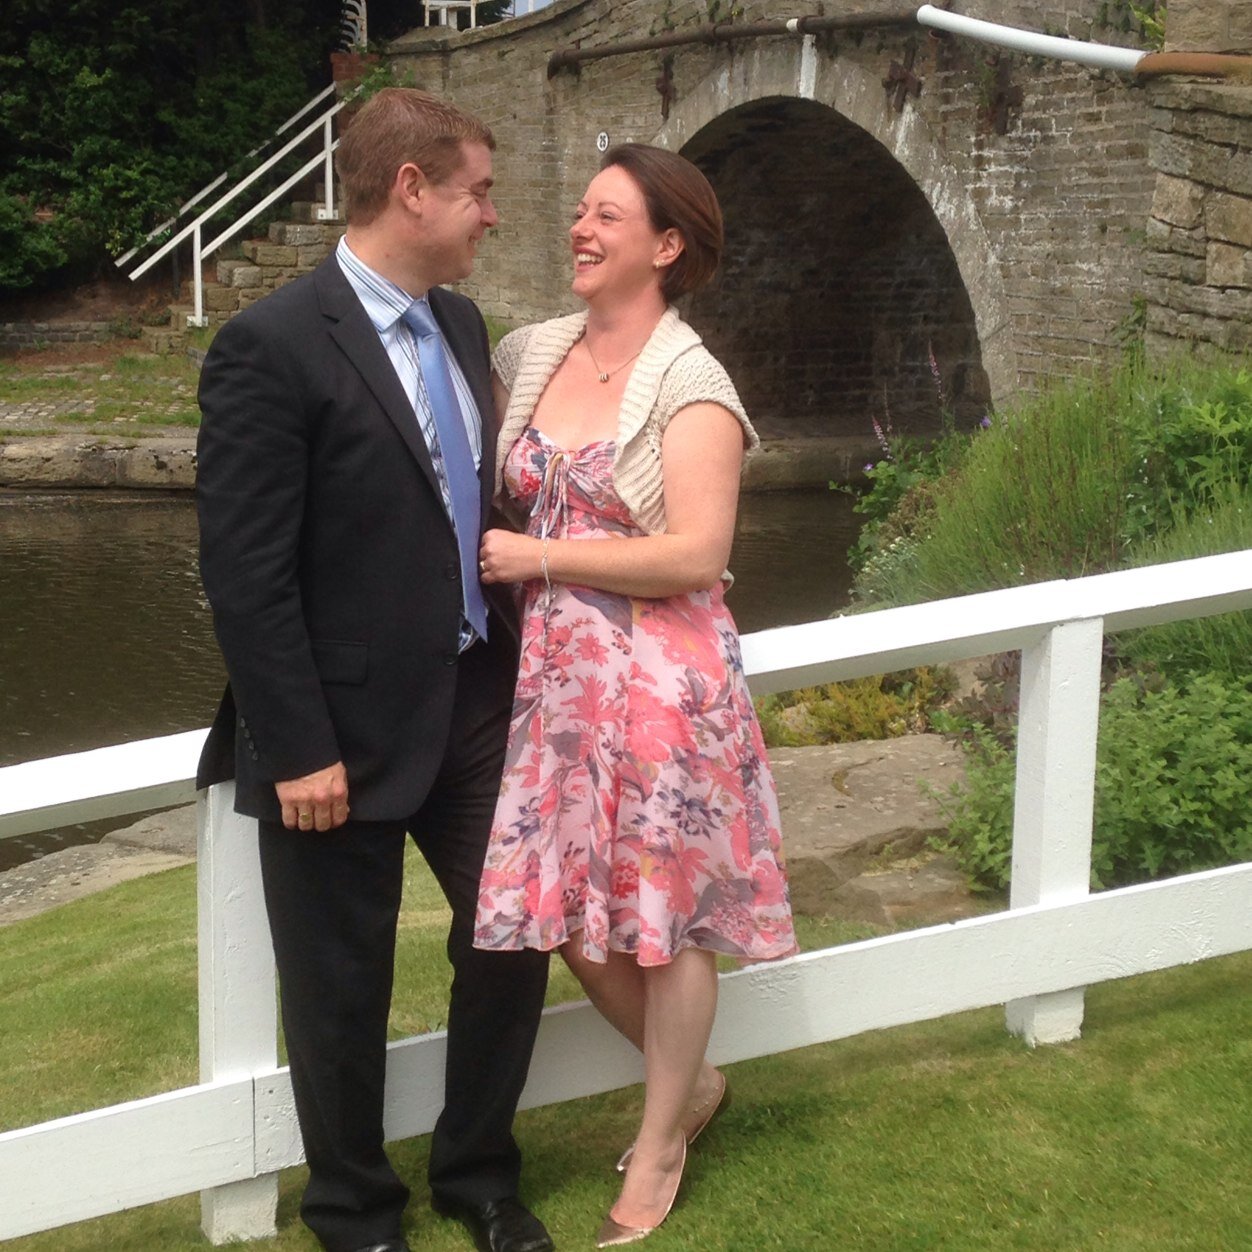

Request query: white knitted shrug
[{"left": 491, "top": 306, "right": 758, "bottom": 535}]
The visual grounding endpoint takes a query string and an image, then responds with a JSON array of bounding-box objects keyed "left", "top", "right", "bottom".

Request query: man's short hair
[{"left": 336, "top": 88, "right": 495, "bottom": 225}]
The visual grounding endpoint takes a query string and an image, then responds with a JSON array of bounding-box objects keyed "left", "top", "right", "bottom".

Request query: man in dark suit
[{"left": 196, "top": 88, "right": 552, "bottom": 1252}]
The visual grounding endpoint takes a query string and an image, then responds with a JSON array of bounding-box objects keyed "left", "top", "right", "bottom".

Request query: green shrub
[
  {"left": 1121, "top": 363, "right": 1252, "bottom": 546},
  {"left": 1094, "top": 673, "right": 1252, "bottom": 885},
  {"left": 1115, "top": 478, "right": 1252, "bottom": 684},
  {"left": 756, "top": 667, "right": 956, "bottom": 747},
  {"left": 0, "top": 192, "right": 69, "bottom": 290},
  {"left": 929, "top": 723, "right": 1016, "bottom": 891},
  {"left": 933, "top": 671, "right": 1252, "bottom": 892}
]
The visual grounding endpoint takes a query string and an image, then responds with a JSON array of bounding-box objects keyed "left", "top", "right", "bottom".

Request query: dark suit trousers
[{"left": 257, "top": 634, "right": 549, "bottom": 1252}]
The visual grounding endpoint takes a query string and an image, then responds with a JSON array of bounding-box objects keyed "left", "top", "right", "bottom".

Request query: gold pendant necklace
[{"left": 583, "top": 336, "right": 643, "bottom": 384}]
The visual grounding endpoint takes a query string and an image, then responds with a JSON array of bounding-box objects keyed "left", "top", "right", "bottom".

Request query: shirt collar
[{"left": 335, "top": 235, "right": 429, "bottom": 333}]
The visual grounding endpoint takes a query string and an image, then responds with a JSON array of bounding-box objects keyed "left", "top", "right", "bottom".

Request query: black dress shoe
[
  {"left": 431, "top": 1194, "right": 554, "bottom": 1252},
  {"left": 348, "top": 1240, "right": 411, "bottom": 1252}
]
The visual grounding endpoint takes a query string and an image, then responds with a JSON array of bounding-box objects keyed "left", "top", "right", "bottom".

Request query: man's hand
[{"left": 276, "top": 762, "right": 350, "bottom": 832}]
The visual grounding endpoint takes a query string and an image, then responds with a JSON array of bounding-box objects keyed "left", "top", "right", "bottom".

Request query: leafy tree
[
  {"left": 0, "top": 0, "right": 525, "bottom": 293},
  {"left": 0, "top": 0, "right": 341, "bottom": 291}
]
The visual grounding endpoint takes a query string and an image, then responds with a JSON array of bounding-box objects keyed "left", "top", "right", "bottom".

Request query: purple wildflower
[
  {"left": 927, "top": 341, "right": 947, "bottom": 409},
  {"left": 871, "top": 414, "right": 892, "bottom": 459}
]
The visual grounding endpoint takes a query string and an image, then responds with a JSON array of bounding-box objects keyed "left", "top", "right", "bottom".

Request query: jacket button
[
  {"left": 446, "top": 560, "right": 459, "bottom": 581},
  {"left": 444, "top": 651, "right": 458, "bottom": 666}
]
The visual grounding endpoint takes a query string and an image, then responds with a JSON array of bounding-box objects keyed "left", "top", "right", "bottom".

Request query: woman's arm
[
  {"left": 478, "top": 401, "right": 745, "bottom": 598},
  {"left": 491, "top": 371, "right": 510, "bottom": 433}
]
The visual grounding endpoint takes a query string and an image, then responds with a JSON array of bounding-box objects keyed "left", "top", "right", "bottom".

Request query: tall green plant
[
  {"left": 1115, "top": 479, "right": 1252, "bottom": 684},
  {"left": 853, "top": 357, "right": 1252, "bottom": 610},
  {"left": 1121, "top": 364, "right": 1252, "bottom": 544},
  {"left": 855, "top": 370, "right": 1136, "bottom": 606}
]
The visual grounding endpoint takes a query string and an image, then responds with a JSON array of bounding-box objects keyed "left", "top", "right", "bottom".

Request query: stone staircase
[{"left": 141, "top": 201, "right": 346, "bottom": 354}]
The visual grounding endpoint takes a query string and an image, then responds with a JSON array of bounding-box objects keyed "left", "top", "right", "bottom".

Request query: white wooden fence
[{"left": 2, "top": 551, "right": 1251, "bottom": 1243}]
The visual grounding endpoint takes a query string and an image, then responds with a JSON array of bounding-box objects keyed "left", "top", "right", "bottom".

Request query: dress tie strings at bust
[
  {"left": 402, "top": 300, "right": 489, "bottom": 639},
  {"left": 533, "top": 442, "right": 571, "bottom": 741},
  {"left": 535, "top": 444, "right": 571, "bottom": 615}
]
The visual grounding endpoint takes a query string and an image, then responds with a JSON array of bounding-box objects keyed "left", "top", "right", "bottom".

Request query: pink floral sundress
[{"left": 473, "top": 426, "right": 796, "bottom": 967}]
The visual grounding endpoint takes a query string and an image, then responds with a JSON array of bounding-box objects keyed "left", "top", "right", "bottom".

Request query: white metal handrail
[
  {"left": 127, "top": 97, "right": 346, "bottom": 326},
  {"left": 2, "top": 550, "right": 1251, "bottom": 1244},
  {"left": 114, "top": 85, "right": 338, "bottom": 272}
]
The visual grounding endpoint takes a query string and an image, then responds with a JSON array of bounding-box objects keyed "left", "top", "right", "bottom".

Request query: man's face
[{"left": 420, "top": 141, "right": 498, "bottom": 285}]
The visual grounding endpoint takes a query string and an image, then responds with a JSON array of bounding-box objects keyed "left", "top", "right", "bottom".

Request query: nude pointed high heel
[
  {"left": 596, "top": 1140, "right": 686, "bottom": 1248},
  {"left": 615, "top": 1071, "right": 729, "bottom": 1173}
]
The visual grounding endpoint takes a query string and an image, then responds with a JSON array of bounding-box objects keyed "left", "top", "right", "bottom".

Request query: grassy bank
[
  {"left": 2, "top": 851, "right": 1249, "bottom": 1250},
  {"left": 0, "top": 344, "right": 204, "bottom": 434},
  {"left": 0, "top": 316, "right": 518, "bottom": 441}
]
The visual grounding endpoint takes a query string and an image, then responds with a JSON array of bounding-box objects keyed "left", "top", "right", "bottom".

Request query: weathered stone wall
[
  {"left": 1143, "top": 0, "right": 1252, "bottom": 359},
  {"left": 0, "top": 321, "right": 118, "bottom": 351},
  {"left": 383, "top": 0, "right": 1161, "bottom": 441}
]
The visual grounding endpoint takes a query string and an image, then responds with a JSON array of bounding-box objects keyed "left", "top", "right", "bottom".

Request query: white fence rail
[{"left": 2, "top": 551, "right": 1251, "bottom": 1243}]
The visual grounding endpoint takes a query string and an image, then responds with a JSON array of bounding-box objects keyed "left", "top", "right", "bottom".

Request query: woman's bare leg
[
  {"left": 561, "top": 937, "right": 723, "bottom": 1122},
  {"left": 608, "top": 947, "right": 719, "bottom": 1229},
  {"left": 561, "top": 939, "right": 645, "bottom": 1048}
]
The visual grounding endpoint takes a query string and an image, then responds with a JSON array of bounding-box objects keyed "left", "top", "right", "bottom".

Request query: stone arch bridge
[{"left": 379, "top": 1, "right": 1250, "bottom": 471}]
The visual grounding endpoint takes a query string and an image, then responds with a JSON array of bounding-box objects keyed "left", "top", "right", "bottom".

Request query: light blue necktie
[{"left": 402, "top": 300, "right": 488, "bottom": 640}]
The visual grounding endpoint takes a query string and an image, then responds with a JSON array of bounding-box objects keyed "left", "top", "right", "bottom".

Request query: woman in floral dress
[{"left": 475, "top": 144, "right": 795, "bottom": 1247}]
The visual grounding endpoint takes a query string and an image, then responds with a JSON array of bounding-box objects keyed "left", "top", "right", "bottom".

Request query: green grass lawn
[
  {"left": 0, "top": 349, "right": 204, "bottom": 431},
  {"left": 2, "top": 848, "right": 1249, "bottom": 1251}
]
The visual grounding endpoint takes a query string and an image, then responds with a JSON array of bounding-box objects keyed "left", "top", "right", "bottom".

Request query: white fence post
[
  {"left": 196, "top": 783, "right": 280, "bottom": 1243},
  {"left": 1005, "top": 618, "right": 1104, "bottom": 1045}
]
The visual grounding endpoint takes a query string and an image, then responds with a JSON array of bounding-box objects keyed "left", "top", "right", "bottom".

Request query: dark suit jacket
[{"left": 195, "top": 255, "right": 516, "bottom": 822}]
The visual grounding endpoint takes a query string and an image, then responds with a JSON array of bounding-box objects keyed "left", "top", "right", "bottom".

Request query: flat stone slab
[
  {"left": 771, "top": 736, "right": 981, "bottom": 923},
  {"left": 0, "top": 435, "right": 196, "bottom": 489},
  {"left": 0, "top": 806, "right": 195, "bottom": 926},
  {"left": 772, "top": 735, "right": 965, "bottom": 864},
  {"left": 0, "top": 434, "right": 867, "bottom": 493}
]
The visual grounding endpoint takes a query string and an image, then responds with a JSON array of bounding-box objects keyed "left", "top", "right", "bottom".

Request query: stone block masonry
[
  {"left": 1146, "top": 81, "right": 1252, "bottom": 356},
  {"left": 0, "top": 321, "right": 120, "bottom": 351},
  {"left": 159, "top": 219, "right": 346, "bottom": 339}
]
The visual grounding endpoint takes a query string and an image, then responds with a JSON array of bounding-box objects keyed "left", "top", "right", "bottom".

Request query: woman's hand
[{"left": 479, "top": 528, "right": 544, "bottom": 584}]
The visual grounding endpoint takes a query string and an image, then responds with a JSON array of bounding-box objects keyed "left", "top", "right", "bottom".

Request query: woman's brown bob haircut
[
  {"left": 601, "top": 143, "right": 724, "bottom": 301},
  {"left": 336, "top": 88, "right": 495, "bottom": 225}
]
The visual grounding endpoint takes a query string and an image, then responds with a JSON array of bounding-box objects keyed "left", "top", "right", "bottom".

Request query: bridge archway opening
[{"left": 680, "top": 96, "right": 990, "bottom": 446}]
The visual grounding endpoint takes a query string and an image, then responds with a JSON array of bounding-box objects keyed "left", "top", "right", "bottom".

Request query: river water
[{"left": 0, "top": 488, "right": 859, "bottom": 870}]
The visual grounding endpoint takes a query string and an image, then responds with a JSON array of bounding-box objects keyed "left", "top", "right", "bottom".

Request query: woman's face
[{"left": 569, "top": 164, "right": 679, "bottom": 304}]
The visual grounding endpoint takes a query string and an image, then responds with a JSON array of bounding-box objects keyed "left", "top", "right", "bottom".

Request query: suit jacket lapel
[{"left": 314, "top": 258, "right": 444, "bottom": 499}]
